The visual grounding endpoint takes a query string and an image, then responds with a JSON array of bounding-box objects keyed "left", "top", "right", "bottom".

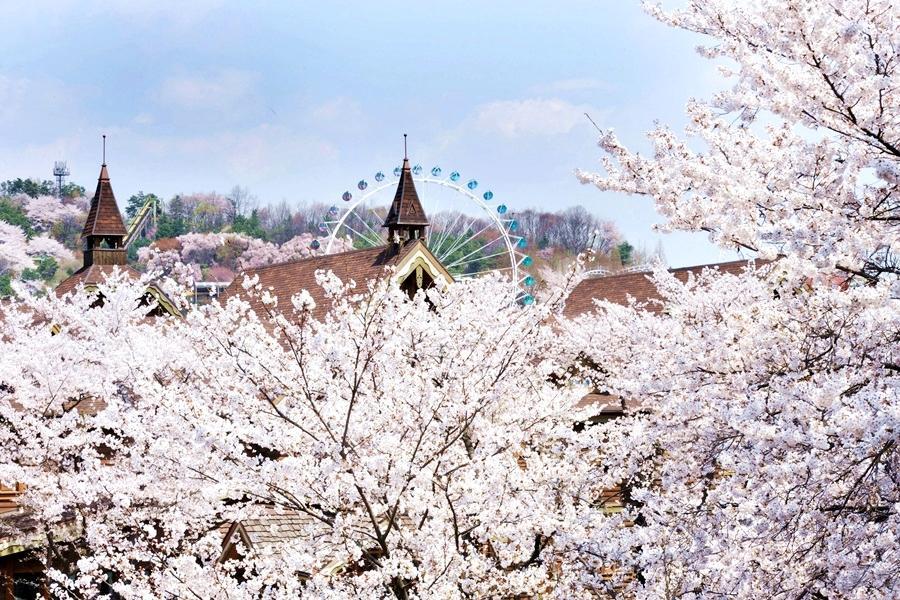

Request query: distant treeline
[
  {"left": 121, "top": 186, "right": 638, "bottom": 265},
  {"left": 0, "top": 176, "right": 646, "bottom": 295}
]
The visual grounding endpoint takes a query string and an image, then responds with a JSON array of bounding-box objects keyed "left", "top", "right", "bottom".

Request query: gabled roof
[
  {"left": 219, "top": 505, "right": 404, "bottom": 576},
  {"left": 566, "top": 260, "right": 763, "bottom": 419},
  {"left": 82, "top": 164, "right": 128, "bottom": 238},
  {"left": 0, "top": 509, "right": 81, "bottom": 558},
  {"left": 219, "top": 240, "right": 447, "bottom": 322},
  {"left": 383, "top": 158, "right": 429, "bottom": 227},
  {"left": 222, "top": 507, "right": 320, "bottom": 550},
  {"left": 563, "top": 259, "right": 760, "bottom": 319},
  {"left": 220, "top": 244, "right": 409, "bottom": 321},
  {"left": 55, "top": 264, "right": 142, "bottom": 297},
  {"left": 55, "top": 264, "right": 182, "bottom": 317}
]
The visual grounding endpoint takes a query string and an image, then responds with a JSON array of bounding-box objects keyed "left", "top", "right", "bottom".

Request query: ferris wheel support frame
[{"left": 323, "top": 175, "right": 530, "bottom": 295}]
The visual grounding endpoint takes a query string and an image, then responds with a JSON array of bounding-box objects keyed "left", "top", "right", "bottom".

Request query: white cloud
[
  {"left": 306, "top": 96, "right": 368, "bottom": 134},
  {"left": 473, "top": 98, "right": 601, "bottom": 138},
  {"left": 310, "top": 97, "right": 362, "bottom": 122},
  {"left": 133, "top": 113, "right": 154, "bottom": 126},
  {"left": 159, "top": 69, "right": 257, "bottom": 111},
  {"left": 0, "top": 75, "right": 81, "bottom": 128},
  {"left": 529, "top": 78, "right": 611, "bottom": 94},
  {"left": 137, "top": 124, "right": 339, "bottom": 181},
  {"left": 0, "top": 0, "right": 225, "bottom": 29}
]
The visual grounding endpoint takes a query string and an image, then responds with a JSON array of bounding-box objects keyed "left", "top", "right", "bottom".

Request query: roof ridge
[
  {"left": 238, "top": 244, "right": 391, "bottom": 275},
  {"left": 582, "top": 259, "right": 758, "bottom": 282},
  {"left": 667, "top": 258, "right": 758, "bottom": 273}
]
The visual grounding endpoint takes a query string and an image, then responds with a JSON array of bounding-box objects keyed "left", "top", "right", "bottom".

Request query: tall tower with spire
[
  {"left": 54, "top": 137, "right": 181, "bottom": 315},
  {"left": 81, "top": 155, "right": 128, "bottom": 268},
  {"left": 383, "top": 135, "right": 429, "bottom": 248}
]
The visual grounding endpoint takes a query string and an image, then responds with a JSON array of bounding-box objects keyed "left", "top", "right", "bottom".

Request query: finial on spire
[
  {"left": 102, "top": 134, "right": 107, "bottom": 166},
  {"left": 403, "top": 133, "right": 408, "bottom": 160}
]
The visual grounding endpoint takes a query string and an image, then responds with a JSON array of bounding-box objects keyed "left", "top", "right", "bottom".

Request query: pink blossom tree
[
  {"left": 570, "top": 0, "right": 900, "bottom": 597},
  {"left": 0, "top": 221, "right": 73, "bottom": 282},
  {"left": 24, "top": 195, "right": 83, "bottom": 234},
  {"left": 138, "top": 232, "right": 353, "bottom": 288},
  {"left": 1, "top": 269, "right": 606, "bottom": 599}
]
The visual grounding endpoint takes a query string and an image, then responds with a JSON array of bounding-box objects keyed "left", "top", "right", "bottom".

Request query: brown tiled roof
[
  {"left": 237, "top": 508, "right": 320, "bottom": 548},
  {"left": 149, "top": 237, "right": 182, "bottom": 253},
  {"left": 220, "top": 505, "right": 412, "bottom": 573},
  {"left": 576, "top": 392, "right": 625, "bottom": 413},
  {"left": 564, "top": 259, "right": 761, "bottom": 319},
  {"left": 576, "top": 391, "right": 648, "bottom": 417},
  {"left": 55, "top": 264, "right": 142, "bottom": 297},
  {"left": 82, "top": 164, "right": 128, "bottom": 239},
  {"left": 0, "top": 509, "right": 80, "bottom": 556},
  {"left": 383, "top": 158, "right": 429, "bottom": 227},
  {"left": 55, "top": 265, "right": 183, "bottom": 320},
  {"left": 219, "top": 243, "right": 423, "bottom": 322}
]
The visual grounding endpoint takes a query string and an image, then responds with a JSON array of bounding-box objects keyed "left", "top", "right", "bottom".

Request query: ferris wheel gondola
[{"left": 322, "top": 164, "right": 535, "bottom": 303}]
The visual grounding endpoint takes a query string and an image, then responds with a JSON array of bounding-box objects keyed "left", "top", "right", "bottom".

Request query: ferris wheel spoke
[
  {"left": 436, "top": 214, "right": 483, "bottom": 259},
  {"left": 430, "top": 223, "right": 457, "bottom": 259},
  {"left": 429, "top": 210, "right": 466, "bottom": 257},
  {"left": 457, "top": 265, "right": 514, "bottom": 277},
  {"left": 444, "top": 247, "right": 512, "bottom": 271},
  {"left": 422, "top": 180, "right": 436, "bottom": 221},
  {"left": 419, "top": 180, "right": 438, "bottom": 243},
  {"left": 353, "top": 208, "right": 386, "bottom": 243},
  {"left": 437, "top": 220, "right": 497, "bottom": 263},
  {"left": 442, "top": 235, "right": 506, "bottom": 269},
  {"left": 433, "top": 206, "right": 478, "bottom": 255},
  {"left": 430, "top": 224, "right": 453, "bottom": 258},
  {"left": 342, "top": 223, "right": 382, "bottom": 247}
]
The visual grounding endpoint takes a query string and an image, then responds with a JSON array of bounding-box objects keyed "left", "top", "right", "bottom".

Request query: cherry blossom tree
[
  {"left": 0, "top": 272, "right": 216, "bottom": 596},
  {"left": 138, "top": 232, "right": 354, "bottom": 287},
  {"left": 571, "top": 1, "right": 900, "bottom": 597},
  {"left": 24, "top": 195, "right": 84, "bottom": 233},
  {"left": 1, "top": 269, "right": 608, "bottom": 599},
  {"left": 0, "top": 221, "right": 73, "bottom": 280},
  {"left": 0, "top": 222, "right": 33, "bottom": 276},
  {"left": 3, "top": 2, "right": 898, "bottom": 599}
]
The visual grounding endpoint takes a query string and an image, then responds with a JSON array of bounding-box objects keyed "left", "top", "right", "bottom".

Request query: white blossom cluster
[
  {"left": 137, "top": 231, "right": 353, "bottom": 288},
  {"left": 1, "top": 270, "right": 608, "bottom": 598},
  {"left": 0, "top": 0, "right": 898, "bottom": 598},
  {"left": 570, "top": 0, "right": 900, "bottom": 597}
]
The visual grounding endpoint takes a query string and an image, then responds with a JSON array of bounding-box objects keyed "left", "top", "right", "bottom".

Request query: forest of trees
[{"left": 0, "top": 177, "right": 642, "bottom": 295}]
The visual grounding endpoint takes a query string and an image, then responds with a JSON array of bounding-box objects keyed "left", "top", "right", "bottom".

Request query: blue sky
[{"left": 0, "top": 0, "right": 739, "bottom": 266}]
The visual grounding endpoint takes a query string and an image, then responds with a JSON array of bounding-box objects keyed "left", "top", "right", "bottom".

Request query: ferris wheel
[{"left": 321, "top": 164, "right": 535, "bottom": 303}]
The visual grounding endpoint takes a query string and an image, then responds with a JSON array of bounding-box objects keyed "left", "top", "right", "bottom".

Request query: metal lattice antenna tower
[{"left": 53, "top": 161, "right": 70, "bottom": 198}]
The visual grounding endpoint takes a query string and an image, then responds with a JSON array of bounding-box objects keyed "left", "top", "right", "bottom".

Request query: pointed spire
[
  {"left": 79, "top": 157, "right": 128, "bottom": 267},
  {"left": 97, "top": 135, "right": 110, "bottom": 182},
  {"left": 383, "top": 136, "right": 429, "bottom": 233},
  {"left": 82, "top": 159, "right": 128, "bottom": 240},
  {"left": 382, "top": 158, "right": 429, "bottom": 227}
]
